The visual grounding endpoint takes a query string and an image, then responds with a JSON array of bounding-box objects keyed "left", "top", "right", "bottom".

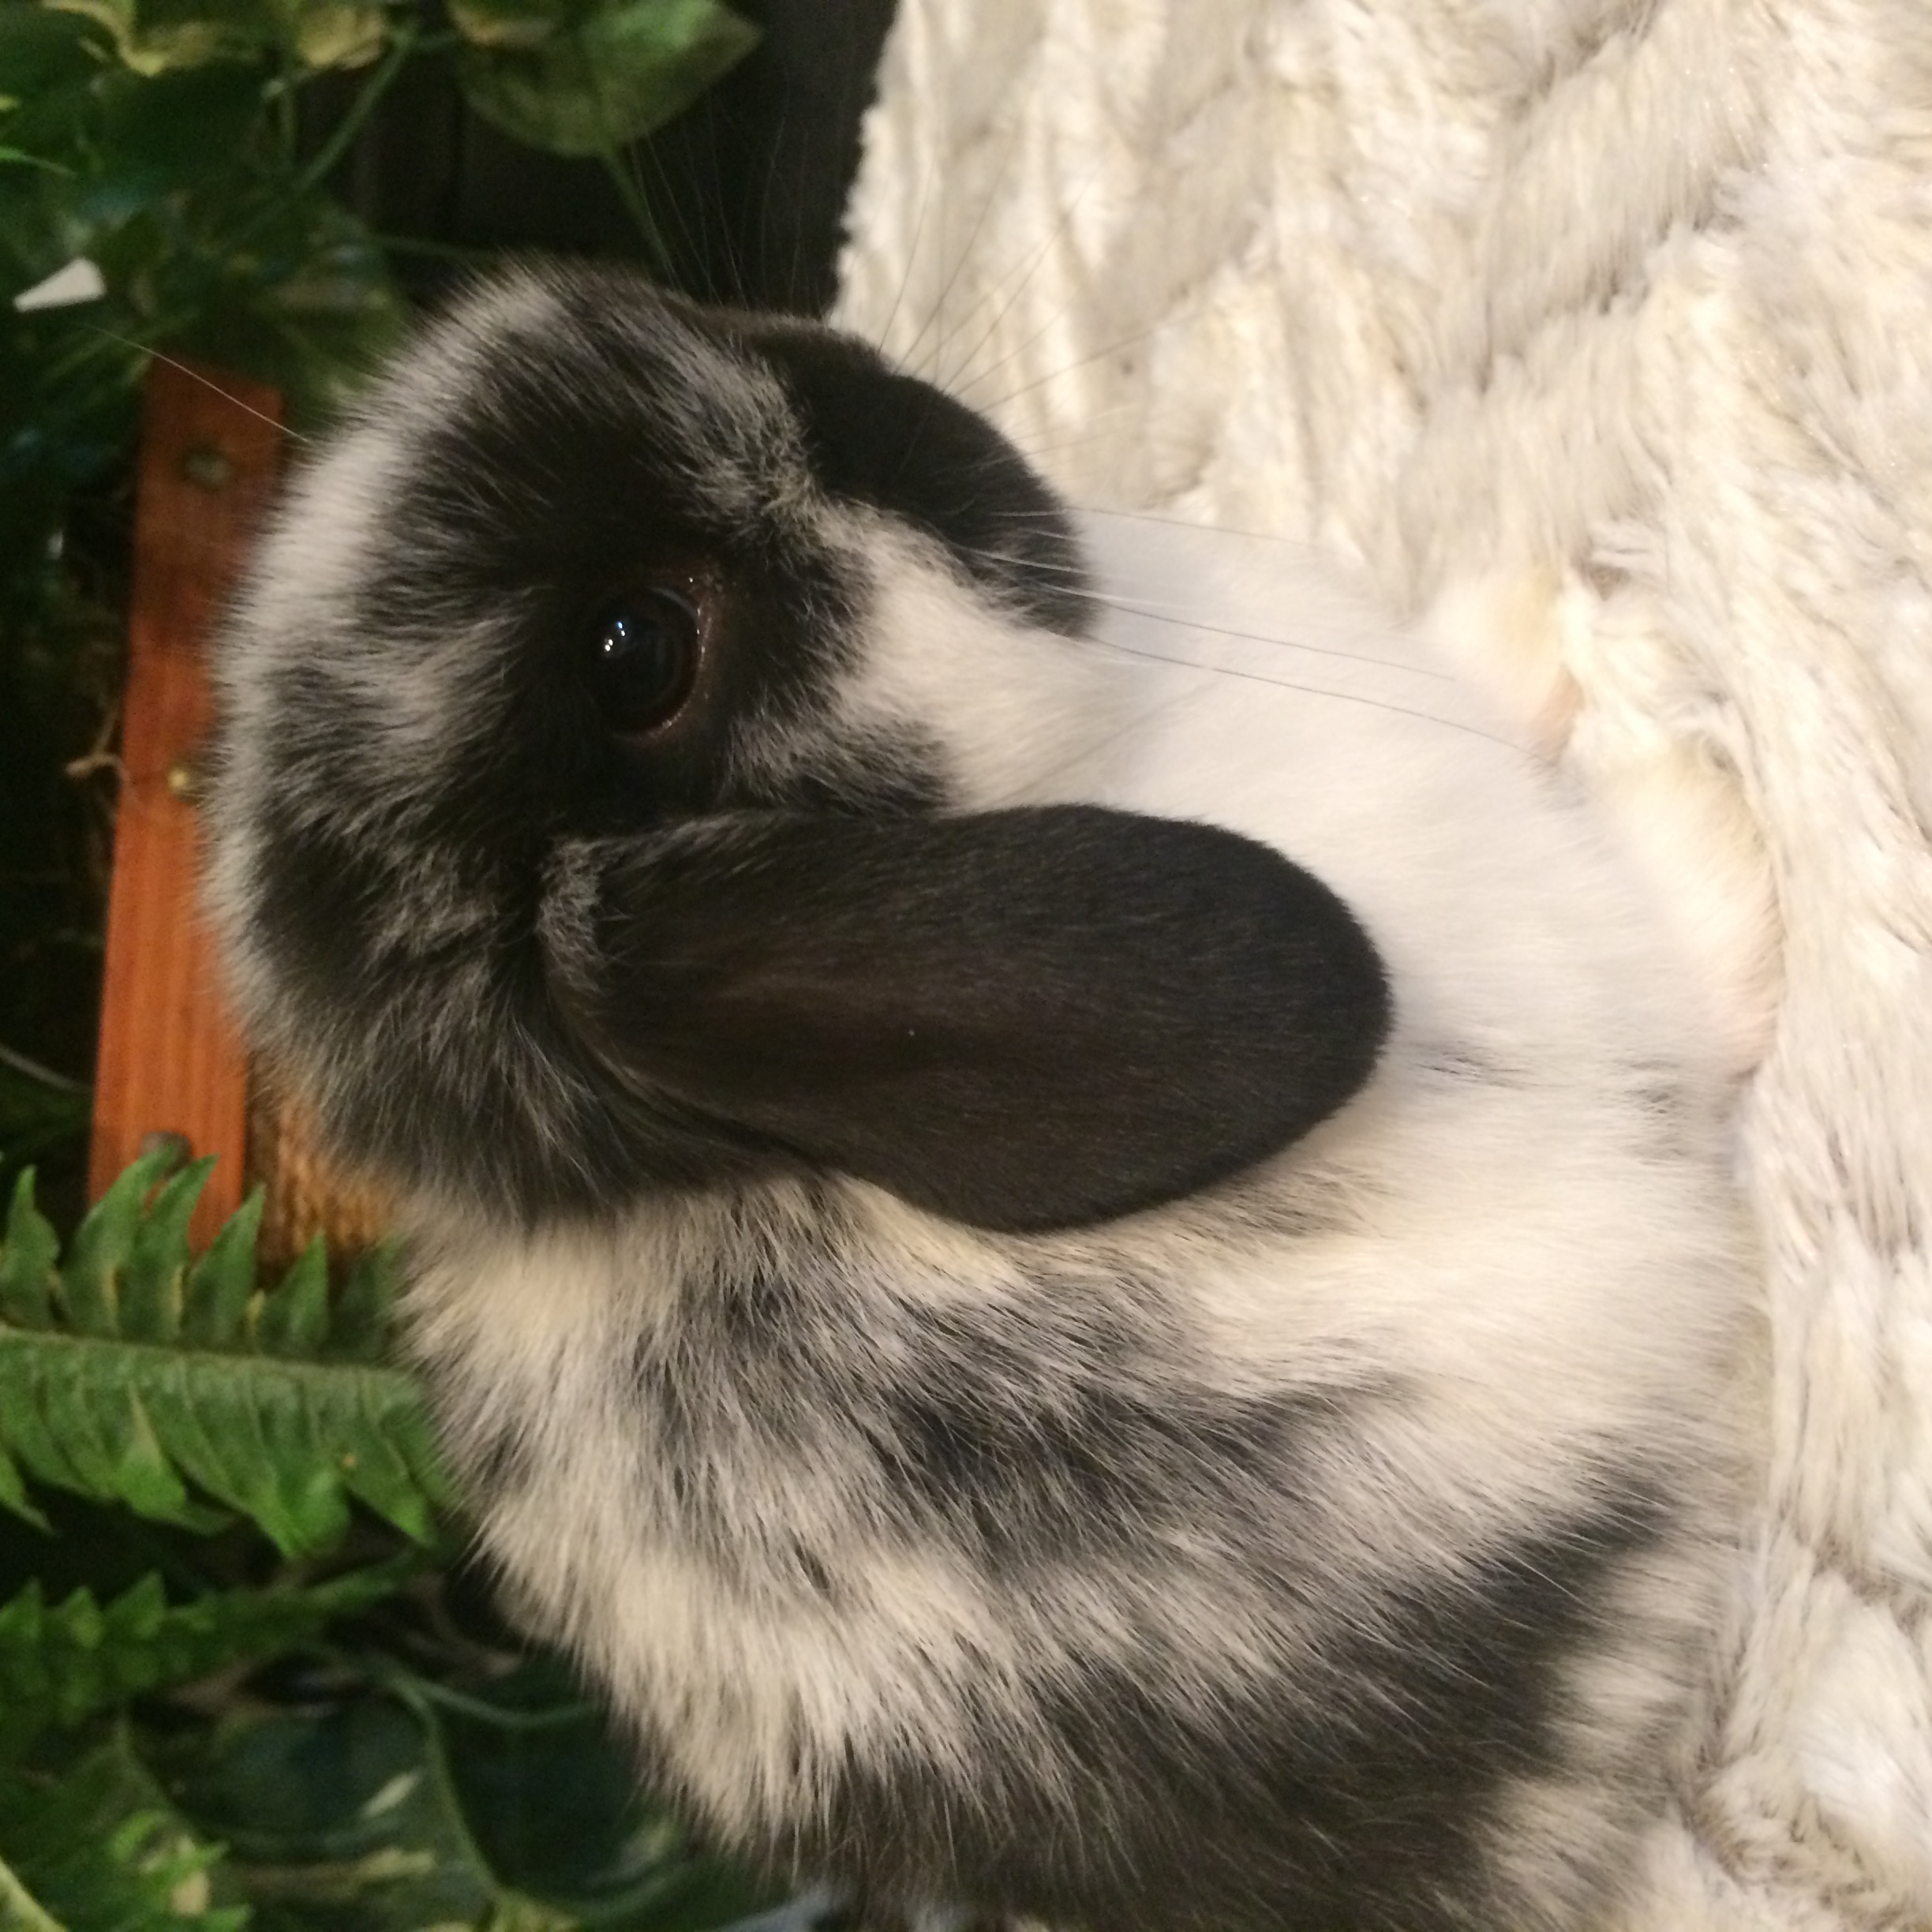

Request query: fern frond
[
  {"left": 0, "top": 1160, "right": 452, "bottom": 1556},
  {"left": 0, "top": 1731, "right": 249, "bottom": 1931},
  {"left": 0, "top": 1558, "right": 421, "bottom": 1758}
]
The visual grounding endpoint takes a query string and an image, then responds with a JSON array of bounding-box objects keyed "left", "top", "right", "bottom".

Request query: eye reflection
[{"left": 589, "top": 586, "right": 701, "bottom": 735}]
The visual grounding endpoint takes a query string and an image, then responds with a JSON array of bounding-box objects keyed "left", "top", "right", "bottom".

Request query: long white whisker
[
  {"left": 978, "top": 687, "right": 1227, "bottom": 814},
  {"left": 968, "top": 324, "right": 1165, "bottom": 418},
  {"left": 1087, "top": 597, "right": 1458, "bottom": 681},
  {"left": 1076, "top": 503, "right": 1292, "bottom": 545},
  {"left": 938, "top": 538, "right": 1458, "bottom": 681},
  {"left": 877, "top": 136, "right": 938, "bottom": 357},
  {"left": 84, "top": 325, "right": 313, "bottom": 447},
  {"left": 897, "top": 124, "right": 962, "bottom": 379},
  {"left": 1084, "top": 639, "right": 1511, "bottom": 745},
  {"left": 936, "top": 164, "right": 1107, "bottom": 399},
  {"left": 914, "top": 117, "right": 1029, "bottom": 386}
]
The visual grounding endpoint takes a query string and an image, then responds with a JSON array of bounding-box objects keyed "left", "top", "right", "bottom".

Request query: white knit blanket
[{"left": 833, "top": 4, "right": 1932, "bottom": 1926}]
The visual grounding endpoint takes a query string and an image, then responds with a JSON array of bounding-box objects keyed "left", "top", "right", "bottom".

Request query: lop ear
[{"left": 543, "top": 806, "right": 1390, "bottom": 1233}]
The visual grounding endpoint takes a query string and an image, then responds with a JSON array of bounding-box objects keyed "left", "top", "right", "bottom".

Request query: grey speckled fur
[{"left": 208, "top": 263, "right": 1755, "bottom": 1932}]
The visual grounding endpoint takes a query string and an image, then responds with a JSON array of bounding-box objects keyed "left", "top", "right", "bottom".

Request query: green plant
[
  {"left": 0, "top": 1149, "right": 812, "bottom": 1932},
  {"left": 1, "top": 17, "right": 788, "bottom": 1912},
  {"left": 0, "top": 0, "right": 759, "bottom": 1219}
]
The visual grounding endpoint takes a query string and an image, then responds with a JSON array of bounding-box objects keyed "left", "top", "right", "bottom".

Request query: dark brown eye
[{"left": 588, "top": 586, "right": 702, "bottom": 734}]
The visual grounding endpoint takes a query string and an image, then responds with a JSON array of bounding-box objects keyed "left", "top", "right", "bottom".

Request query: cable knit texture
[{"left": 834, "top": 3, "right": 1932, "bottom": 1926}]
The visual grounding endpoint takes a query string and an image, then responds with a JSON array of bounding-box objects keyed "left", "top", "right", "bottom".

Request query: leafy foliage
[
  {"left": 168, "top": 1657, "right": 797, "bottom": 1932},
  {"left": 0, "top": 1050, "right": 91, "bottom": 1175},
  {"left": 0, "top": 1727, "right": 248, "bottom": 1932},
  {"left": 0, "top": 1152, "right": 822, "bottom": 1932},
  {"left": 0, "top": 1556, "right": 420, "bottom": 1756},
  {"left": 0, "top": 1150, "right": 453, "bottom": 1554},
  {"left": 2, "top": 4, "right": 774, "bottom": 1915},
  {"left": 453, "top": 0, "right": 759, "bottom": 158}
]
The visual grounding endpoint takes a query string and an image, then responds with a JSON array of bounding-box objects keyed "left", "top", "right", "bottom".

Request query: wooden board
[{"left": 89, "top": 358, "right": 285, "bottom": 1247}]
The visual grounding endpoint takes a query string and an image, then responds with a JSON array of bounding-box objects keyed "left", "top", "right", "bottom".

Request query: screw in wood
[{"left": 181, "top": 444, "right": 234, "bottom": 491}]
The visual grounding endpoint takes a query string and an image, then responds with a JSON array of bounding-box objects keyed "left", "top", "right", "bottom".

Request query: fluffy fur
[
  {"left": 833, "top": 2, "right": 1932, "bottom": 1924},
  {"left": 208, "top": 266, "right": 1753, "bottom": 1931}
]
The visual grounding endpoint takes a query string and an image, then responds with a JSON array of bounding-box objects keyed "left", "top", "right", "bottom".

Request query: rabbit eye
[{"left": 589, "top": 587, "right": 702, "bottom": 735}]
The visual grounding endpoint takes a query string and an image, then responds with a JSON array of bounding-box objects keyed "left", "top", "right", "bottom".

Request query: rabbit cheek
[{"left": 827, "top": 521, "right": 1130, "bottom": 811}]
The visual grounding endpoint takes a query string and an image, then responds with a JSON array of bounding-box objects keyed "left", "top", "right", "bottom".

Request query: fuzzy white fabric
[{"left": 833, "top": 3, "right": 1932, "bottom": 1927}]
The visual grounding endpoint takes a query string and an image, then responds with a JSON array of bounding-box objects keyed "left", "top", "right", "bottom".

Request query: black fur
[
  {"left": 801, "top": 1497, "right": 1659, "bottom": 1932},
  {"left": 226, "top": 271, "right": 1388, "bottom": 1229},
  {"left": 724, "top": 316, "right": 1093, "bottom": 634},
  {"left": 546, "top": 805, "right": 1391, "bottom": 1231}
]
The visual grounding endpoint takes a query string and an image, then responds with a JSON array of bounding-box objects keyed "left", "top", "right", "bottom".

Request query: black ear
[{"left": 544, "top": 807, "right": 1391, "bottom": 1233}]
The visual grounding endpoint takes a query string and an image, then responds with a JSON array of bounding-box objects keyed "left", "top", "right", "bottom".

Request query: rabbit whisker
[
  {"left": 82, "top": 325, "right": 313, "bottom": 446},
  {"left": 966, "top": 323, "right": 1167, "bottom": 417},
  {"left": 1088, "top": 597, "right": 1458, "bottom": 681},
  {"left": 875, "top": 135, "right": 938, "bottom": 355},
  {"left": 1084, "top": 638, "right": 1511, "bottom": 745},
  {"left": 914, "top": 118, "right": 1032, "bottom": 388},
  {"left": 945, "top": 539, "right": 1458, "bottom": 683},
  {"left": 936, "top": 163, "right": 1107, "bottom": 398}
]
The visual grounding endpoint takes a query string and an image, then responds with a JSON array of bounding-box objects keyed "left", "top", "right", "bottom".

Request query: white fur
[
  {"left": 406, "top": 514, "right": 1754, "bottom": 1919},
  {"left": 831, "top": 514, "right": 1125, "bottom": 810},
  {"left": 837, "top": 1, "right": 1932, "bottom": 1922}
]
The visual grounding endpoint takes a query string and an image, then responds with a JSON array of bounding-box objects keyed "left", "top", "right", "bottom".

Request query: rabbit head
[{"left": 208, "top": 263, "right": 1389, "bottom": 1235}]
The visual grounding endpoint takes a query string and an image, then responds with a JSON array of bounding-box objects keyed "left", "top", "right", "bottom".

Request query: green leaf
[
  {"left": 421, "top": 1657, "right": 788, "bottom": 1931},
  {"left": 84, "top": 1372, "right": 219, "bottom": 1531},
  {"left": 58, "top": 1143, "right": 178, "bottom": 1341},
  {"left": 0, "top": 1558, "right": 419, "bottom": 1755},
  {"left": 0, "top": 1447, "right": 48, "bottom": 1534},
  {"left": 447, "top": 0, "right": 567, "bottom": 52},
  {"left": 51, "top": 61, "right": 271, "bottom": 238},
  {"left": 167, "top": 1662, "right": 796, "bottom": 1932},
  {"left": 234, "top": 1363, "right": 354, "bottom": 1552},
  {"left": 283, "top": 0, "right": 390, "bottom": 69},
  {"left": 0, "top": 1328, "right": 451, "bottom": 1555},
  {"left": 253, "top": 1238, "right": 327, "bottom": 1357},
  {"left": 54, "top": 0, "right": 395, "bottom": 73},
  {"left": 0, "top": 1162, "right": 453, "bottom": 1555},
  {"left": 0, "top": 1848, "right": 62, "bottom": 1932},
  {"left": 0, "top": 1169, "right": 59, "bottom": 1330},
  {"left": 456, "top": 0, "right": 758, "bottom": 157},
  {"left": 44, "top": 0, "right": 276, "bottom": 76},
  {"left": 0, "top": 147, "right": 72, "bottom": 174},
  {"left": 0, "top": 1728, "right": 249, "bottom": 1930},
  {"left": 0, "top": 1339, "right": 90, "bottom": 1502},
  {"left": 121, "top": 1158, "right": 215, "bottom": 1343},
  {"left": 180, "top": 1189, "right": 261, "bottom": 1350},
  {"left": 0, "top": 1054, "right": 89, "bottom": 1174},
  {"left": 332, "top": 1239, "right": 403, "bottom": 1362},
  {"left": 155, "top": 190, "right": 412, "bottom": 429},
  {"left": 170, "top": 1692, "right": 495, "bottom": 1926},
  {"left": 0, "top": 2, "right": 107, "bottom": 100}
]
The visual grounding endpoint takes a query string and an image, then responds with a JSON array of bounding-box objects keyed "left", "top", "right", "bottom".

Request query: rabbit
[{"left": 205, "top": 260, "right": 1756, "bottom": 1932}]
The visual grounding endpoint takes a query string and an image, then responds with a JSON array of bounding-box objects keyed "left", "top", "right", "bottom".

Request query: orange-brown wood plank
[{"left": 90, "top": 359, "right": 285, "bottom": 1246}]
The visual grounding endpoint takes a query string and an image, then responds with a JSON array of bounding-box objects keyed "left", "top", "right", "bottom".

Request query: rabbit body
[{"left": 208, "top": 266, "right": 1752, "bottom": 1932}]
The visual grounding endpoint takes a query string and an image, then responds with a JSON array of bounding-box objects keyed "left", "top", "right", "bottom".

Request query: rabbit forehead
[
  {"left": 219, "top": 267, "right": 1100, "bottom": 829},
  {"left": 397, "top": 265, "right": 804, "bottom": 522},
  {"left": 217, "top": 289, "right": 856, "bottom": 822}
]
